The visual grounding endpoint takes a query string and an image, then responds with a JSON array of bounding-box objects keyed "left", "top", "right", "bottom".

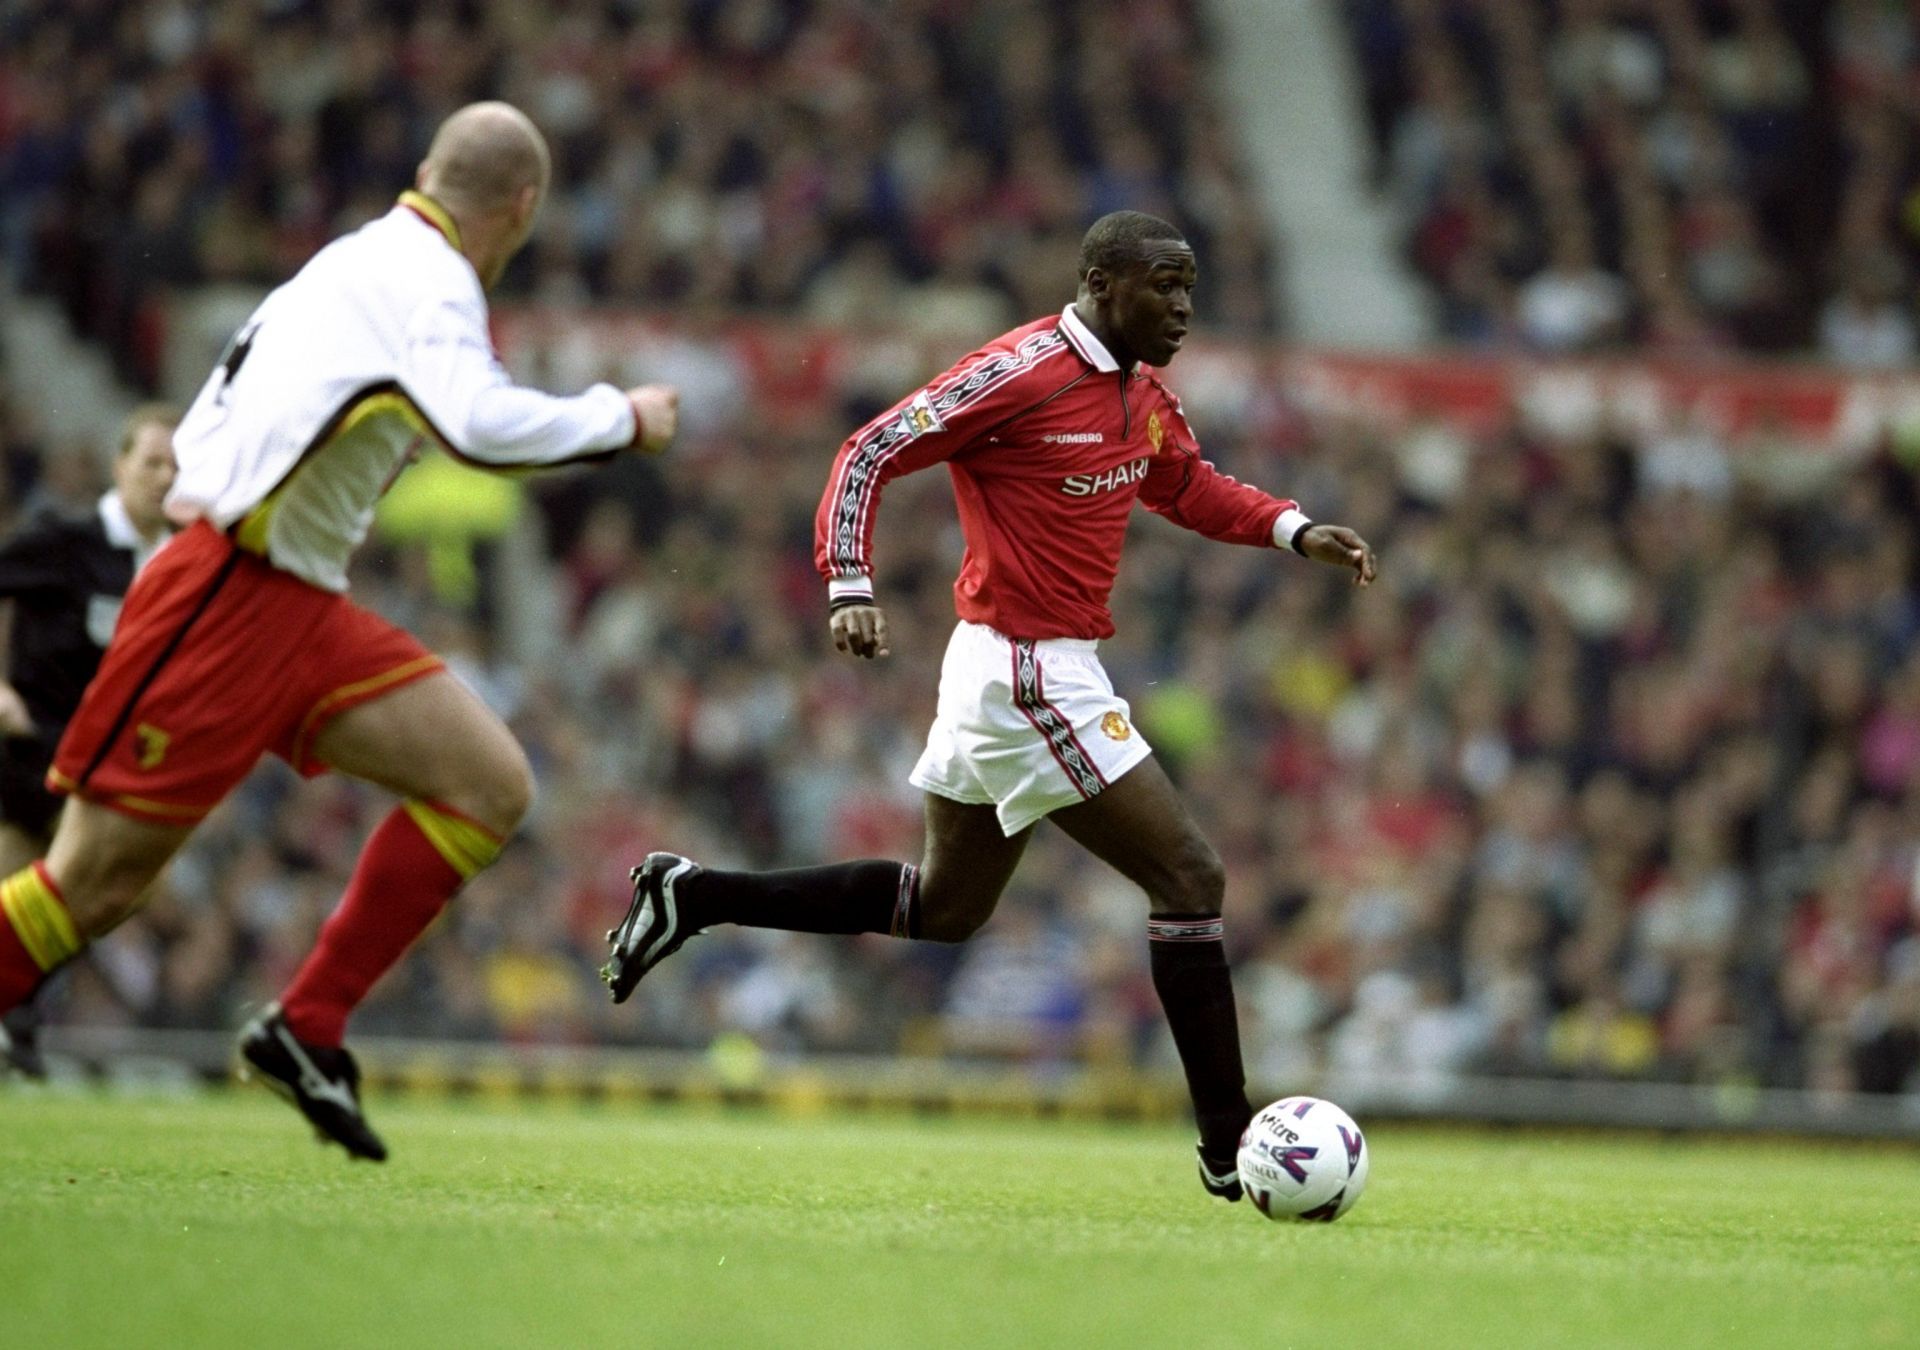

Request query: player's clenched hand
[
  {"left": 0, "top": 681, "right": 32, "bottom": 737},
  {"left": 831, "top": 605, "right": 891, "bottom": 659},
  {"left": 1299, "top": 524, "right": 1377, "bottom": 588},
  {"left": 625, "top": 384, "right": 680, "bottom": 455}
]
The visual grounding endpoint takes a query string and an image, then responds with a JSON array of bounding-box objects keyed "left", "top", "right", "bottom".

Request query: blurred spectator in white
[
  {"left": 1519, "top": 232, "right": 1627, "bottom": 353},
  {"left": 1820, "top": 256, "right": 1917, "bottom": 371}
]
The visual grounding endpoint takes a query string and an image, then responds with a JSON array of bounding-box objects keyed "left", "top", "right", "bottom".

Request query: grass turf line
[{"left": 1, "top": 1091, "right": 1915, "bottom": 1349}]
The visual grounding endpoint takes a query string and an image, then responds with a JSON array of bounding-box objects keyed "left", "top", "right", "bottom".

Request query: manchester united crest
[
  {"left": 1101, "top": 711, "right": 1131, "bottom": 741},
  {"left": 1147, "top": 409, "right": 1164, "bottom": 452}
]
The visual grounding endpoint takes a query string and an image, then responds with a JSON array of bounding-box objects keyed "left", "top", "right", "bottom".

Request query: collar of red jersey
[
  {"left": 397, "top": 190, "right": 463, "bottom": 252},
  {"left": 1058, "top": 304, "right": 1125, "bottom": 374}
]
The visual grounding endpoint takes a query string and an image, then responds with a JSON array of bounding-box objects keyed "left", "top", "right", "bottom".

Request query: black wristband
[
  {"left": 1287, "top": 518, "right": 1315, "bottom": 557},
  {"left": 829, "top": 594, "right": 875, "bottom": 613}
]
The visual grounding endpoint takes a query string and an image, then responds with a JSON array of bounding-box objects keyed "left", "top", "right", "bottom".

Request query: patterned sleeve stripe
[
  {"left": 1008, "top": 638, "right": 1108, "bottom": 801},
  {"left": 828, "top": 331, "right": 1067, "bottom": 573},
  {"left": 1147, "top": 916, "right": 1226, "bottom": 943}
]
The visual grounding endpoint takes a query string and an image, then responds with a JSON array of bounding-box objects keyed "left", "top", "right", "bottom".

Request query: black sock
[
  {"left": 684, "top": 861, "right": 919, "bottom": 937},
  {"left": 1148, "top": 913, "right": 1253, "bottom": 1159}
]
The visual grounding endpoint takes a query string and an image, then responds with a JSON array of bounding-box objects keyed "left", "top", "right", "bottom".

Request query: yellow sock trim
[
  {"left": 403, "top": 801, "right": 503, "bottom": 881},
  {"left": 1, "top": 865, "right": 82, "bottom": 972}
]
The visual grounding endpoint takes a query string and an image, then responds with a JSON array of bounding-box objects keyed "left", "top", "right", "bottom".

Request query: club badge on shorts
[
  {"left": 1101, "top": 711, "right": 1131, "bottom": 741},
  {"left": 135, "top": 723, "right": 171, "bottom": 770}
]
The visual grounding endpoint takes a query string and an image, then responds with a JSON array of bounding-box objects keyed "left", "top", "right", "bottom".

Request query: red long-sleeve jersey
[{"left": 815, "top": 306, "right": 1307, "bottom": 640}]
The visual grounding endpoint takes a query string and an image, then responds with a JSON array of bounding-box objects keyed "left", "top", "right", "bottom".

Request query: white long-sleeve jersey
[{"left": 168, "top": 192, "right": 639, "bottom": 592}]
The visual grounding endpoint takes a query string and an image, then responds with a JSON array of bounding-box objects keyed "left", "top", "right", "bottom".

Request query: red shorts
[{"left": 50, "top": 523, "right": 444, "bottom": 825}]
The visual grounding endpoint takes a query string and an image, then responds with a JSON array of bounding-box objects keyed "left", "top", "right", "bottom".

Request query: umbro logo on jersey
[
  {"left": 1061, "top": 456, "right": 1150, "bottom": 497},
  {"left": 1044, "top": 432, "right": 1105, "bottom": 444}
]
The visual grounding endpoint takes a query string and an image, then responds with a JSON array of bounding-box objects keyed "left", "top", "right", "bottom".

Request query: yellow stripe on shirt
[{"left": 235, "top": 391, "right": 447, "bottom": 556}]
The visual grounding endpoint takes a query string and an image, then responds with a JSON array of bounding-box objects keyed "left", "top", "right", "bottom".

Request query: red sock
[
  {"left": 0, "top": 917, "right": 44, "bottom": 1010},
  {"left": 279, "top": 802, "right": 500, "bottom": 1046},
  {"left": 0, "top": 863, "right": 82, "bottom": 1011}
]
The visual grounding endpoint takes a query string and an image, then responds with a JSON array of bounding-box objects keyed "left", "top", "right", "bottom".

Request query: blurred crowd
[
  {"left": 0, "top": 0, "right": 1281, "bottom": 393},
  {"left": 1346, "top": 0, "right": 1920, "bottom": 367},
  {"left": 1, "top": 0, "right": 1916, "bottom": 1105},
  {"left": 7, "top": 317, "right": 1919, "bottom": 1100}
]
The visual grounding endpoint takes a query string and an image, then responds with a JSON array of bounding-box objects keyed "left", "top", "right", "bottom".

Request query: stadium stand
[
  {"left": 1344, "top": 0, "right": 1920, "bottom": 364},
  {"left": 0, "top": 0, "right": 1283, "bottom": 392},
  {"left": 1, "top": 2, "right": 1915, "bottom": 1103},
  {"left": 10, "top": 314, "right": 1917, "bottom": 1098}
]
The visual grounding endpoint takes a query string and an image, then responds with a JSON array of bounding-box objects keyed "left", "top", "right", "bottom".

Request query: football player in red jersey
[{"left": 605, "top": 211, "right": 1375, "bottom": 1200}]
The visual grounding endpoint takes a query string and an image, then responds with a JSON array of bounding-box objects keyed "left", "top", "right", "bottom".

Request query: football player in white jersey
[{"left": 0, "top": 103, "right": 677, "bottom": 1159}]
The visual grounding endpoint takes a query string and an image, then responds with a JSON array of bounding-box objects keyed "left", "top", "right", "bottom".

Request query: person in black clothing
[{"left": 0, "top": 404, "right": 177, "bottom": 1074}]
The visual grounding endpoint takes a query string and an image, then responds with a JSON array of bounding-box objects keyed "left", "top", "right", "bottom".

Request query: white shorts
[{"left": 910, "top": 621, "right": 1154, "bottom": 836}]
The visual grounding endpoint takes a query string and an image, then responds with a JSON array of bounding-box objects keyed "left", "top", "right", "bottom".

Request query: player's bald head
[{"left": 419, "top": 102, "right": 550, "bottom": 215}]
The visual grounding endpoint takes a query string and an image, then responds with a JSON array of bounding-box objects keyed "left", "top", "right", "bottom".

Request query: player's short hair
[
  {"left": 1079, "top": 211, "right": 1188, "bottom": 279},
  {"left": 117, "top": 403, "right": 181, "bottom": 458},
  {"left": 423, "top": 103, "right": 550, "bottom": 214}
]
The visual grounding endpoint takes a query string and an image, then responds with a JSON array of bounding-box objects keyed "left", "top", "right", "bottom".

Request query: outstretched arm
[
  {"left": 405, "top": 296, "right": 679, "bottom": 467},
  {"left": 1138, "top": 396, "right": 1375, "bottom": 587}
]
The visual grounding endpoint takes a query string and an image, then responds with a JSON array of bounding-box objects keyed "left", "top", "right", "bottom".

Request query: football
[{"left": 1237, "top": 1096, "right": 1370, "bottom": 1222}]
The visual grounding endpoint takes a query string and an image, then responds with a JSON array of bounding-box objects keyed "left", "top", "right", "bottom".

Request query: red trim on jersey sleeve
[
  {"left": 1137, "top": 386, "right": 1291, "bottom": 546},
  {"left": 814, "top": 322, "right": 1071, "bottom": 585}
]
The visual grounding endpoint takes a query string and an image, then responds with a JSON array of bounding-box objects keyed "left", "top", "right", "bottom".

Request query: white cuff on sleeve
[
  {"left": 827, "top": 574, "right": 875, "bottom": 605},
  {"left": 1274, "top": 508, "right": 1313, "bottom": 554}
]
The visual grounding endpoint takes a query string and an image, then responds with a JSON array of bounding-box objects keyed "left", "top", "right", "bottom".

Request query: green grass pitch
[{"left": 2, "top": 1090, "right": 1916, "bottom": 1348}]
